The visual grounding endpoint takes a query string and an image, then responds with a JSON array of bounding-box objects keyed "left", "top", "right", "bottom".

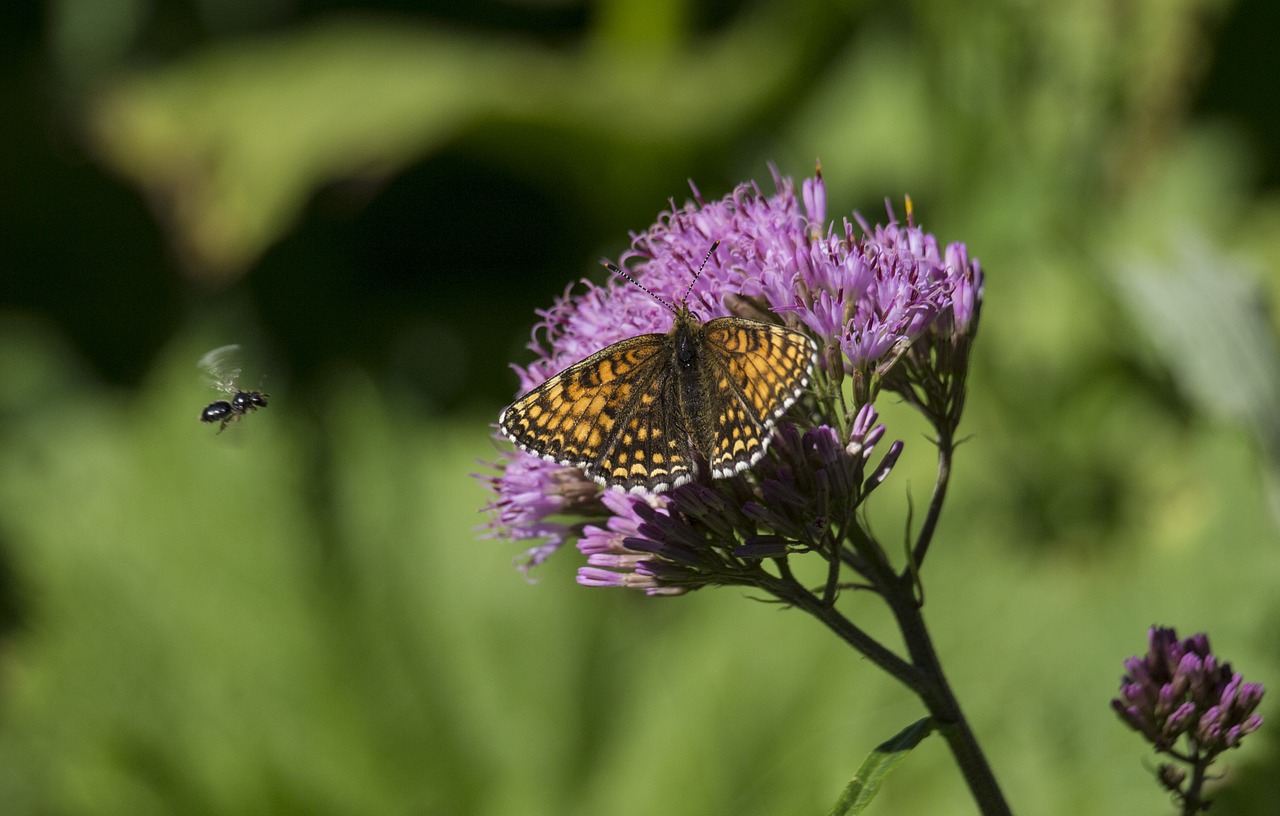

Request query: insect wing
[
  {"left": 701, "top": 318, "right": 815, "bottom": 476},
  {"left": 590, "top": 344, "right": 693, "bottom": 492},
  {"left": 499, "top": 334, "right": 680, "bottom": 491},
  {"left": 197, "top": 344, "right": 243, "bottom": 395}
]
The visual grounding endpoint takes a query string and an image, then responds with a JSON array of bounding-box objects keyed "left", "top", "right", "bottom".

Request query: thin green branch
[{"left": 910, "top": 430, "right": 954, "bottom": 569}]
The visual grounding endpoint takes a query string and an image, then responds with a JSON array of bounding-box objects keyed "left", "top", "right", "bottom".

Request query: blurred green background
[{"left": 3, "top": 0, "right": 1279, "bottom": 813}]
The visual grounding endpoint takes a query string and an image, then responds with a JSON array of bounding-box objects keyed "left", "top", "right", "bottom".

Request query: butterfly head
[
  {"left": 673, "top": 309, "right": 703, "bottom": 367},
  {"left": 601, "top": 240, "right": 721, "bottom": 323}
]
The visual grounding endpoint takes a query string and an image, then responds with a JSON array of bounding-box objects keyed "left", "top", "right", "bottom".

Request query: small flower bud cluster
[{"left": 1113, "top": 626, "right": 1264, "bottom": 810}]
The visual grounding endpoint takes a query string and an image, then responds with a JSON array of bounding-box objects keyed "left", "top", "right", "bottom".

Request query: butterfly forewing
[
  {"left": 702, "top": 318, "right": 815, "bottom": 477},
  {"left": 592, "top": 351, "right": 696, "bottom": 492},
  {"left": 500, "top": 334, "right": 678, "bottom": 488}
]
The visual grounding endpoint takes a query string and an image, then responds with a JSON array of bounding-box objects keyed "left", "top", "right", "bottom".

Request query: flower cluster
[
  {"left": 1112, "top": 626, "right": 1264, "bottom": 811},
  {"left": 1113, "top": 626, "right": 1264, "bottom": 756},
  {"left": 575, "top": 406, "right": 899, "bottom": 594},
  {"left": 480, "top": 167, "right": 983, "bottom": 586},
  {"left": 476, "top": 452, "right": 602, "bottom": 572}
]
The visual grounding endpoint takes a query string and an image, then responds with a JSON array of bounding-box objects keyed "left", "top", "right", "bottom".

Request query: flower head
[
  {"left": 480, "top": 167, "right": 983, "bottom": 590},
  {"left": 569, "top": 411, "right": 900, "bottom": 593},
  {"left": 1112, "top": 626, "right": 1264, "bottom": 757},
  {"left": 476, "top": 450, "right": 603, "bottom": 573}
]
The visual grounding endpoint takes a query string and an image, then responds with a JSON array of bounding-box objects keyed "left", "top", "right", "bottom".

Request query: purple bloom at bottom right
[
  {"left": 1112, "top": 626, "right": 1264, "bottom": 811},
  {"left": 1113, "top": 626, "right": 1264, "bottom": 754}
]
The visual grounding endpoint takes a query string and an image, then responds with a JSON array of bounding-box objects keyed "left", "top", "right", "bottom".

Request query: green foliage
[
  {"left": 85, "top": 1, "right": 854, "bottom": 281},
  {"left": 827, "top": 718, "right": 935, "bottom": 815}
]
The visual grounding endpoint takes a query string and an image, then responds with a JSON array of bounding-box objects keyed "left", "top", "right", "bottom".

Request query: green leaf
[{"left": 826, "top": 718, "right": 935, "bottom": 816}]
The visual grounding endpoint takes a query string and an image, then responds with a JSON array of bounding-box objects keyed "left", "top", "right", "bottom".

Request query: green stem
[
  {"left": 1180, "top": 743, "right": 1210, "bottom": 815},
  {"left": 775, "top": 567, "right": 1012, "bottom": 815},
  {"left": 911, "top": 431, "right": 953, "bottom": 568},
  {"left": 885, "top": 575, "right": 1012, "bottom": 815},
  {"left": 763, "top": 573, "right": 928, "bottom": 697}
]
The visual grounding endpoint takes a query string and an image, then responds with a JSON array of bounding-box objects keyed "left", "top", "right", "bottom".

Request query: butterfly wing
[
  {"left": 501, "top": 334, "right": 691, "bottom": 492},
  {"left": 701, "top": 318, "right": 816, "bottom": 477},
  {"left": 591, "top": 349, "right": 697, "bottom": 493}
]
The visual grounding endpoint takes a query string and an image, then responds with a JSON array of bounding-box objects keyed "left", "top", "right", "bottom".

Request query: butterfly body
[{"left": 500, "top": 304, "right": 815, "bottom": 494}]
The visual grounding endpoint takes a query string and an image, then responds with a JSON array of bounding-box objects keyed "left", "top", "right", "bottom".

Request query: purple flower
[
  {"left": 476, "top": 450, "right": 604, "bottom": 573},
  {"left": 509, "top": 170, "right": 981, "bottom": 402},
  {"left": 741, "top": 415, "right": 898, "bottom": 547},
  {"left": 480, "top": 167, "right": 982, "bottom": 588},
  {"left": 1113, "top": 625, "right": 1264, "bottom": 759},
  {"left": 575, "top": 491, "right": 680, "bottom": 594},
  {"left": 566, "top": 411, "right": 898, "bottom": 594}
]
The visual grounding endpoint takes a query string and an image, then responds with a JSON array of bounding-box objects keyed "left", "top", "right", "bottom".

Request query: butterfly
[{"left": 499, "top": 244, "right": 816, "bottom": 494}]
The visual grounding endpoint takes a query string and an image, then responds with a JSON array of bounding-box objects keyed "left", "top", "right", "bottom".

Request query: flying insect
[{"left": 198, "top": 344, "right": 269, "bottom": 433}]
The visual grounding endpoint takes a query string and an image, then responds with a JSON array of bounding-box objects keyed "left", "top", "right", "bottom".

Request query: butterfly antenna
[
  {"left": 600, "top": 240, "right": 720, "bottom": 315},
  {"left": 679, "top": 240, "right": 720, "bottom": 308},
  {"left": 601, "top": 259, "right": 678, "bottom": 316}
]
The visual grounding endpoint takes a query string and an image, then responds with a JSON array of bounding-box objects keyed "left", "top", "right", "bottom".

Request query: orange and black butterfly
[{"left": 499, "top": 244, "right": 816, "bottom": 494}]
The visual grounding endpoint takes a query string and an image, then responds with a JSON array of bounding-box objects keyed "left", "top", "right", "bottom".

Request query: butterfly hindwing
[{"left": 702, "top": 318, "right": 815, "bottom": 476}]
